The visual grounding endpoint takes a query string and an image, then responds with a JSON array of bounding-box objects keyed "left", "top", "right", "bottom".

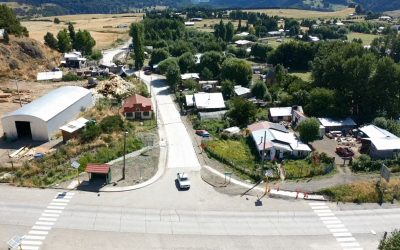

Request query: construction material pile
[
  {"left": 93, "top": 75, "right": 134, "bottom": 99},
  {"left": 0, "top": 88, "right": 32, "bottom": 104}
]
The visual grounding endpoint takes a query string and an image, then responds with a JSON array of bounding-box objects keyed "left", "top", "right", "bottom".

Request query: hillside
[
  {"left": 0, "top": 36, "right": 60, "bottom": 80},
  {"left": 3, "top": 0, "right": 400, "bottom": 14}
]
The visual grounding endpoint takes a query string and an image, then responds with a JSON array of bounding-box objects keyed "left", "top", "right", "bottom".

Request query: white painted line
[
  {"left": 319, "top": 216, "right": 338, "bottom": 220},
  {"left": 20, "top": 245, "right": 39, "bottom": 250},
  {"left": 340, "top": 242, "right": 360, "bottom": 247},
  {"left": 329, "top": 228, "right": 348, "bottom": 233},
  {"left": 317, "top": 212, "right": 335, "bottom": 217},
  {"left": 36, "top": 221, "right": 54, "bottom": 226},
  {"left": 39, "top": 217, "right": 57, "bottom": 222},
  {"left": 24, "top": 235, "right": 46, "bottom": 240},
  {"left": 311, "top": 206, "right": 329, "bottom": 210},
  {"left": 42, "top": 213, "right": 60, "bottom": 217},
  {"left": 29, "top": 230, "right": 49, "bottom": 235},
  {"left": 336, "top": 237, "right": 356, "bottom": 242},
  {"left": 323, "top": 220, "right": 342, "bottom": 224},
  {"left": 314, "top": 209, "right": 333, "bottom": 213},
  {"left": 32, "top": 226, "right": 51, "bottom": 230},
  {"left": 47, "top": 206, "right": 65, "bottom": 210},
  {"left": 52, "top": 199, "right": 69, "bottom": 203},
  {"left": 49, "top": 203, "right": 66, "bottom": 207},
  {"left": 333, "top": 232, "right": 353, "bottom": 237},
  {"left": 44, "top": 209, "right": 62, "bottom": 214},
  {"left": 21, "top": 240, "right": 42, "bottom": 245},
  {"left": 326, "top": 224, "right": 345, "bottom": 229},
  {"left": 309, "top": 202, "right": 326, "bottom": 205}
]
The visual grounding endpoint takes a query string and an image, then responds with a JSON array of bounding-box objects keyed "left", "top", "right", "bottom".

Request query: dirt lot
[
  {"left": 311, "top": 136, "right": 361, "bottom": 166},
  {"left": 22, "top": 13, "right": 143, "bottom": 50},
  {"left": 246, "top": 8, "right": 355, "bottom": 19}
]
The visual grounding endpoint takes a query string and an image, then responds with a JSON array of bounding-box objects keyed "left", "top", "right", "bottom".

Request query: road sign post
[
  {"left": 224, "top": 172, "right": 232, "bottom": 184},
  {"left": 71, "top": 161, "right": 80, "bottom": 185},
  {"left": 380, "top": 164, "right": 391, "bottom": 183},
  {"left": 264, "top": 170, "right": 274, "bottom": 195},
  {"left": 7, "top": 235, "right": 22, "bottom": 250}
]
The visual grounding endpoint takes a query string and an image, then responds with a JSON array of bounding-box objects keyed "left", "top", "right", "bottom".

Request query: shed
[
  {"left": 359, "top": 125, "right": 400, "bottom": 159},
  {"left": 86, "top": 163, "right": 112, "bottom": 184},
  {"left": 1, "top": 86, "right": 93, "bottom": 141},
  {"left": 269, "top": 107, "right": 293, "bottom": 122},
  {"left": 318, "top": 117, "right": 356, "bottom": 133},
  {"left": 60, "top": 117, "right": 88, "bottom": 142},
  {"left": 234, "top": 85, "right": 251, "bottom": 98},
  {"left": 37, "top": 71, "right": 63, "bottom": 81}
]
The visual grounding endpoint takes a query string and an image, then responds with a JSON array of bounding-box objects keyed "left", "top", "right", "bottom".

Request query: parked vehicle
[
  {"left": 335, "top": 147, "right": 354, "bottom": 157},
  {"left": 195, "top": 130, "right": 210, "bottom": 137},
  {"left": 176, "top": 172, "right": 191, "bottom": 189},
  {"left": 144, "top": 70, "right": 152, "bottom": 75}
]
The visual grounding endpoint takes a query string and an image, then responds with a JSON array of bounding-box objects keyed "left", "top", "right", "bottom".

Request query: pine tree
[
  {"left": 129, "top": 23, "right": 145, "bottom": 69},
  {"left": 44, "top": 32, "right": 58, "bottom": 50}
]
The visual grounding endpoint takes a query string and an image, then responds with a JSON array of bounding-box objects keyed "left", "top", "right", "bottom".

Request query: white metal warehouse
[{"left": 1, "top": 86, "right": 93, "bottom": 141}]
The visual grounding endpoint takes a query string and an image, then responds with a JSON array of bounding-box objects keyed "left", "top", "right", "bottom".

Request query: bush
[
  {"left": 99, "top": 115, "right": 124, "bottom": 133},
  {"left": 351, "top": 155, "right": 400, "bottom": 173},
  {"left": 379, "top": 230, "right": 400, "bottom": 250},
  {"left": 80, "top": 123, "right": 101, "bottom": 141},
  {"left": 62, "top": 72, "right": 82, "bottom": 81}
]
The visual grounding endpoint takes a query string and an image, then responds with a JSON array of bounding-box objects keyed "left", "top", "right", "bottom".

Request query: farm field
[
  {"left": 246, "top": 7, "right": 355, "bottom": 19},
  {"left": 347, "top": 32, "right": 380, "bottom": 45},
  {"left": 22, "top": 13, "right": 143, "bottom": 50}
]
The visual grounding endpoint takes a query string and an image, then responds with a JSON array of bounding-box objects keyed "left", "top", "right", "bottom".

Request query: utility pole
[
  {"left": 122, "top": 131, "right": 128, "bottom": 180},
  {"left": 15, "top": 79, "right": 22, "bottom": 107},
  {"left": 260, "top": 130, "right": 267, "bottom": 180}
]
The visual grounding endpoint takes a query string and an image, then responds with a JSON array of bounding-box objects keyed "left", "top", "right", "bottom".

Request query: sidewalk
[{"left": 202, "top": 165, "right": 327, "bottom": 201}]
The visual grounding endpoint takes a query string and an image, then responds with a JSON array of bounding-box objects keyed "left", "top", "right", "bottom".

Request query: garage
[{"left": 1, "top": 86, "right": 93, "bottom": 141}]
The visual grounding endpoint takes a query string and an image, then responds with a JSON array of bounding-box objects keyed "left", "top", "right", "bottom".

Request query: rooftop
[
  {"left": 37, "top": 71, "right": 63, "bottom": 81},
  {"left": 181, "top": 73, "right": 200, "bottom": 80},
  {"left": 188, "top": 92, "right": 226, "bottom": 110},
  {"left": 235, "top": 40, "right": 252, "bottom": 45},
  {"left": 2, "top": 86, "right": 92, "bottom": 122},
  {"left": 60, "top": 117, "right": 89, "bottom": 133},
  {"left": 269, "top": 107, "right": 292, "bottom": 117},
  {"left": 86, "top": 164, "right": 110, "bottom": 174},
  {"left": 318, "top": 117, "right": 356, "bottom": 127},
  {"left": 359, "top": 125, "right": 397, "bottom": 139},
  {"left": 123, "top": 94, "right": 152, "bottom": 110},
  {"left": 234, "top": 85, "right": 251, "bottom": 96}
]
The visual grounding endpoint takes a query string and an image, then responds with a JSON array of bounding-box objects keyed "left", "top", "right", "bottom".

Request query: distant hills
[{"left": 2, "top": 0, "right": 400, "bottom": 16}]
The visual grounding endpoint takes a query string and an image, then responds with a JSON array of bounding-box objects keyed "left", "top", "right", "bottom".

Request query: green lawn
[
  {"left": 289, "top": 71, "right": 312, "bottom": 82},
  {"left": 347, "top": 32, "right": 380, "bottom": 45}
]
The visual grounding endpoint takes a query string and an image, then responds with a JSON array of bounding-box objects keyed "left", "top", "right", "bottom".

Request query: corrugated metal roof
[
  {"left": 2, "top": 86, "right": 92, "bottom": 122},
  {"left": 269, "top": 107, "right": 292, "bottom": 117},
  {"left": 359, "top": 125, "right": 397, "bottom": 139},
  {"left": 318, "top": 117, "right": 356, "bottom": 127},
  {"left": 86, "top": 164, "right": 110, "bottom": 174}
]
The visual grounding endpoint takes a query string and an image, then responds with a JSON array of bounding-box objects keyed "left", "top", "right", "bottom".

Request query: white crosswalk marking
[
  {"left": 23, "top": 192, "right": 74, "bottom": 250},
  {"left": 309, "top": 202, "right": 363, "bottom": 250}
]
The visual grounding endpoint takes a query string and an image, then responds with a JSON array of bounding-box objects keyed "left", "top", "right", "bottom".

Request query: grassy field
[
  {"left": 290, "top": 71, "right": 312, "bottom": 81},
  {"left": 347, "top": 32, "right": 380, "bottom": 45},
  {"left": 246, "top": 8, "right": 355, "bottom": 19},
  {"left": 191, "top": 19, "right": 239, "bottom": 33},
  {"left": 22, "top": 13, "right": 143, "bottom": 50}
]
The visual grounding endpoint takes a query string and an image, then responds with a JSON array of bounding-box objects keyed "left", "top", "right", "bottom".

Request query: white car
[{"left": 177, "top": 172, "right": 191, "bottom": 189}]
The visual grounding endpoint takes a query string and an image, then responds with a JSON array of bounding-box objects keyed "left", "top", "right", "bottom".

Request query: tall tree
[
  {"left": 178, "top": 52, "right": 196, "bottom": 73},
  {"left": 298, "top": 118, "right": 320, "bottom": 143},
  {"left": 149, "top": 48, "right": 169, "bottom": 66},
  {"left": 44, "top": 32, "right": 58, "bottom": 50},
  {"left": 221, "top": 58, "right": 253, "bottom": 87},
  {"left": 0, "top": 4, "right": 28, "bottom": 36},
  {"left": 68, "top": 22, "right": 76, "bottom": 45},
  {"left": 129, "top": 23, "right": 145, "bottom": 69},
  {"left": 57, "top": 29, "right": 72, "bottom": 53},
  {"left": 237, "top": 19, "right": 242, "bottom": 32},
  {"left": 74, "top": 30, "right": 96, "bottom": 55},
  {"left": 228, "top": 97, "right": 257, "bottom": 127},
  {"left": 225, "top": 22, "right": 235, "bottom": 42}
]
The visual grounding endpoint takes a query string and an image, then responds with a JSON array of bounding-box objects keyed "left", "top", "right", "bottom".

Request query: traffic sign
[
  {"left": 265, "top": 169, "right": 274, "bottom": 178},
  {"left": 7, "top": 235, "right": 22, "bottom": 249},
  {"left": 380, "top": 164, "right": 391, "bottom": 182},
  {"left": 71, "top": 161, "right": 80, "bottom": 169}
]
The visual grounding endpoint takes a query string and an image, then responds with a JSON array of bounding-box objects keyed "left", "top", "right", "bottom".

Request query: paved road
[{"left": 100, "top": 39, "right": 132, "bottom": 65}]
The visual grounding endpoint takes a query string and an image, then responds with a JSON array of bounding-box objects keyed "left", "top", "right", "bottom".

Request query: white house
[
  {"left": 235, "top": 40, "right": 252, "bottom": 47},
  {"left": 62, "top": 51, "right": 86, "bottom": 69},
  {"left": 1, "top": 86, "right": 93, "bottom": 141},
  {"left": 248, "top": 121, "right": 311, "bottom": 160},
  {"left": 185, "top": 92, "right": 225, "bottom": 111},
  {"left": 181, "top": 73, "right": 200, "bottom": 81},
  {"left": 359, "top": 125, "right": 400, "bottom": 159},
  {"left": 234, "top": 85, "right": 251, "bottom": 98},
  {"left": 269, "top": 106, "right": 304, "bottom": 123}
]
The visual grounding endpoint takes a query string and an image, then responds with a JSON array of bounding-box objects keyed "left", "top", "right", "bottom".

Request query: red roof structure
[
  {"left": 122, "top": 94, "right": 152, "bottom": 113},
  {"left": 86, "top": 164, "right": 110, "bottom": 174}
]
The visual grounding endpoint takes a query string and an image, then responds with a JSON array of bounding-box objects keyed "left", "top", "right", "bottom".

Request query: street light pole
[{"left": 122, "top": 131, "right": 128, "bottom": 180}]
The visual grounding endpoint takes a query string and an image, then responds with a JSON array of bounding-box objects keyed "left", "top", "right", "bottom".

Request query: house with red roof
[{"left": 122, "top": 94, "right": 153, "bottom": 120}]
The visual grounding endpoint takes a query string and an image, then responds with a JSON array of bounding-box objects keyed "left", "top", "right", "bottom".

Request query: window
[
  {"left": 126, "top": 112, "right": 133, "bottom": 117},
  {"left": 143, "top": 111, "right": 150, "bottom": 116}
]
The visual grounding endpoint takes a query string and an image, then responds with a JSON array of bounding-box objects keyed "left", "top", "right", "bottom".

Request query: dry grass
[
  {"left": 246, "top": 8, "right": 355, "bottom": 19},
  {"left": 190, "top": 19, "right": 239, "bottom": 33},
  {"left": 322, "top": 178, "right": 400, "bottom": 203},
  {"left": 22, "top": 13, "right": 143, "bottom": 49},
  {"left": 347, "top": 32, "right": 380, "bottom": 45}
]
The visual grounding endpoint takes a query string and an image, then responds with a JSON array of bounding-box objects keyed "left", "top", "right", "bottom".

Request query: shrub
[
  {"left": 379, "top": 230, "right": 400, "bottom": 250},
  {"left": 81, "top": 123, "right": 101, "bottom": 141},
  {"left": 62, "top": 72, "right": 82, "bottom": 81},
  {"left": 99, "top": 115, "right": 124, "bottom": 133}
]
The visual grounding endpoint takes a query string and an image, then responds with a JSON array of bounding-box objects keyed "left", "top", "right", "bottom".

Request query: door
[
  {"left": 15, "top": 121, "right": 32, "bottom": 139},
  {"left": 135, "top": 111, "right": 141, "bottom": 119}
]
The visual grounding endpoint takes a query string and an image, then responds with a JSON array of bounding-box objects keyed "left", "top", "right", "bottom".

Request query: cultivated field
[
  {"left": 246, "top": 8, "right": 355, "bottom": 19},
  {"left": 22, "top": 13, "right": 143, "bottom": 50},
  {"left": 347, "top": 32, "right": 380, "bottom": 45}
]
